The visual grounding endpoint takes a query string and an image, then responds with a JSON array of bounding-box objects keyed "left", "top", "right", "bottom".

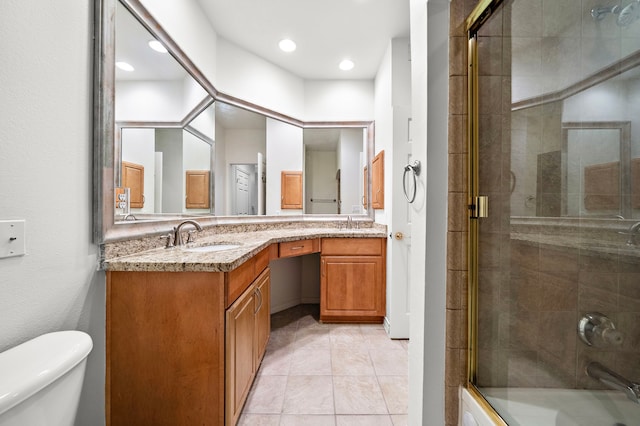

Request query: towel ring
[{"left": 403, "top": 160, "right": 421, "bottom": 203}]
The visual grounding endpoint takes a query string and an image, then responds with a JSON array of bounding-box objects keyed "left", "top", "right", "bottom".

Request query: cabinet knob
[{"left": 394, "top": 232, "right": 404, "bottom": 240}]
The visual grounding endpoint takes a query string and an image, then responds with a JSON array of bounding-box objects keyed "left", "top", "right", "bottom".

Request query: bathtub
[{"left": 460, "top": 386, "right": 640, "bottom": 426}]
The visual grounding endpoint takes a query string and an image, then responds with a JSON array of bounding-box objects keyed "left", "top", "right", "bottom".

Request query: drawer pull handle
[{"left": 290, "top": 246, "right": 304, "bottom": 250}]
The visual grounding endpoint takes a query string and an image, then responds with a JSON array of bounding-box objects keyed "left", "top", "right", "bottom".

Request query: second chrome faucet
[{"left": 162, "top": 220, "right": 203, "bottom": 248}]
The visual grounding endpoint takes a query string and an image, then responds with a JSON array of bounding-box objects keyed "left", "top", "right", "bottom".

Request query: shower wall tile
[
  {"left": 448, "top": 153, "right": 465, "bottom": 193},
  {"left": 510, "top": 0, "right": 543, "bottom": 37},
  {"left": 446, "top": 269, "right": 468, "bottom": 310},
  {"left": 446, "top": 1, "right": 482, "bottom": 424},
  {"left": 449, "top": 36, "right": 468, "bottom": 77},
  {"left": 618, "top": 273, "right": 640, "bottom": 311},
  {"left": 478, "top": 36, "right": 503, "bottom": 76},
  {"left": 448, "top": 114, "right": 467, "bottom": 154},
  {"left": 449, "top": 76, "right": 467, "bottom": 115},
  {"left": 542, "top": 0, "right": 582, "bottom": 38},
  {"left": 446, "top": 309, "right": 467, "bottom": 349},
  {"left": 448, "top": 193, "right": 468, "bottom": 233}
]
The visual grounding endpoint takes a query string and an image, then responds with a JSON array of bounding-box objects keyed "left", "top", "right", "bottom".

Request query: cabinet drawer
[
  {"left": 321, "top": 238, "right": 383, "bottom": 256},
  {"left": 279, "top": 238, "right": 320, "bottom": 258},
  {"left": 254, "top": 245, "right": 271, "bottom": 276},
  {"left": 226, "top": 259, "right": 254, "bottom": 308}
]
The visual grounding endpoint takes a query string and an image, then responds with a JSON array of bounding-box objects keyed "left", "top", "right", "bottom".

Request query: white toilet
[{"left": 0, "top": 331, "right": 93, "bottom": 426}]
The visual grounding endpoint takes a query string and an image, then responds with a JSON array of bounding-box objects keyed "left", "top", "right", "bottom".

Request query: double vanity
[{"left": 104, "top": 221, "right": 387, "bottom": 426}]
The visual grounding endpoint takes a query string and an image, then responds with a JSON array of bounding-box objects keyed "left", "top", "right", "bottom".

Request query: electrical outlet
[{"left": 0, "top": 220, "right": 26, "bottom": 258}]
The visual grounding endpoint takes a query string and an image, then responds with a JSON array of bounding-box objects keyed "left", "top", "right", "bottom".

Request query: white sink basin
[{"left": 182, "top": 244, "right": 241, "bottom": 253}]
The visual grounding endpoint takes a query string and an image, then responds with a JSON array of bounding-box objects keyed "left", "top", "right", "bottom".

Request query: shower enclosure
[{"left": 467, "top": 0, "right": 640, "bottom": 424}]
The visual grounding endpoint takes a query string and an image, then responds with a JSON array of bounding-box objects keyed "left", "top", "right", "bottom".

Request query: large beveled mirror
[{"left": 94, "top": 0, "right": 374, "bottom": 243}]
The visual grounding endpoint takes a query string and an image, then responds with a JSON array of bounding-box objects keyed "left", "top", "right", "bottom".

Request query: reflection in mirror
[
  {"left": 304, "top": 128, "right": 366, "bottom": 215},
  {"left": 94, "top": 0, "right": 375, "bottom": 243},
  {"left": 562, "top": 122, "right": 631, "bottom": 218},
  {"left": 114, "top": 1, "right": 214, "bottom": 222},
  {"left": 511, "top": 60, "right": 640, "bottom": 220},
  {"left": 213, "top": 102, "right": 266, "bottom": 216},
  {"left": 213, "top": 102, "right": 367, "bottom": 216}
]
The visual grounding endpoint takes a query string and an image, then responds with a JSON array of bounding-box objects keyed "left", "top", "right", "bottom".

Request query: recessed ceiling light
[
  {"left": 148, "top": 40, "right": 168, "bottom": 53},
  {"left": 279, "top": 39, "right": 297, "bottom": 53},
  {"left": 339, "top": 59, "right": 354, "bottom": 71},
  {"left": 116, "top": 61, "right": 134, "bottom": 72}
]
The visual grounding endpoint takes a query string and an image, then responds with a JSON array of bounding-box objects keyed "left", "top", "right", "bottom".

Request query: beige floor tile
[
  {"left": 258, "top": 348, "right": 293, "bottom": 376},
  {"left": 237, "top": 414, "right": 281, "bottom": 425},
  {"left": 390, "top": 414, "right": 408, "bottom": 426},
  {"left": 336, "top": 415, "right": 393, "bottom": 425},
  {"left": 333, "top": 376, "right": 388, "bottom": 415},
  {"left": 243, "top": 375, "right": 287, "bottom": 414},
  {"left": 242, "top": 306, "right": 408, "bottom": 421},
  {"left": 377, "top": 376, "right": 408, "bottom": 414},
  {"left": 295, "top": 328, "right": 331, "bottom": 350},
  {"left": 280, "top": 414, "right": 337, "bottom": 425},
  {"left": 369, "top": 348, "right": 408, "bottom": 376},
  {"left": 290, "top": 348, "right": 332, "bottom": 375},
  {"left": 331, "top": 347, "right": 375, "bottom": 376},
  {"left": 283, "top": 375, "right": 335, "bottom": 414}
]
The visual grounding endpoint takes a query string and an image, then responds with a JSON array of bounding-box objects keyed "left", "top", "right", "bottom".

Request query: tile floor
[{"left": 239, "top": 305, "right": 409, "bottom": 426}]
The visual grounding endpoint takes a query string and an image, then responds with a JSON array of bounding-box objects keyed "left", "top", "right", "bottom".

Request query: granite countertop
[{"left": 103, "top": 227, "right": 387, "bottom": 272}]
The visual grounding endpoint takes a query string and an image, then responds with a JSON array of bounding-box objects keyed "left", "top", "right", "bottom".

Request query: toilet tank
[{"left": 0, "top": 331, "right": 93, "bottom": 426}]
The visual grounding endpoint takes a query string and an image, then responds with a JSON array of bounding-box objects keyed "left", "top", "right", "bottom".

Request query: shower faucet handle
[{"left": 578, "top": 312, "right": 623, "bottom": 347}]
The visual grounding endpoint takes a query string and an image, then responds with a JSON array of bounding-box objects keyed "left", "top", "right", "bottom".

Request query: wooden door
[
  {"left": 185, "top": 170, "right": 210, "bottom": 209},
  {"left": 320, "top": 255, "right": 385, "bottom": 322},
  {"left": 253, "top": 269, "right": 271, "bottom": 370},
  {"left": 281, "top": 170, "right": 303, "bottom": 209},
  {"left": 225, "top": 287, "right": 256, "bottom": 426},
  {"left": 232, "top": 166, "right": 250, "bottom": 215},
  {"left": 371, "top": 150, "right": 384, "bottom": 209},
  {"left": 122, "top": 161, "right": 144, "bottom": 208}
]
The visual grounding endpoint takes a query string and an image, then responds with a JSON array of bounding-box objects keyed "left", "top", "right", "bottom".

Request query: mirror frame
[{"left": 94, "top": 0, "right": 375, "bottom": 243}]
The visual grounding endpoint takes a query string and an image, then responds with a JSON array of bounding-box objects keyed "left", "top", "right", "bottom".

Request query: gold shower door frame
[{"left": 465, "top": 0, "right": 508, "bottom": 424}]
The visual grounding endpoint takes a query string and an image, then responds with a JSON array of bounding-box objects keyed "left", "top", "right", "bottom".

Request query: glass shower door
[{"left": 468, "top": 0, "right": 640, "bottom": 424}]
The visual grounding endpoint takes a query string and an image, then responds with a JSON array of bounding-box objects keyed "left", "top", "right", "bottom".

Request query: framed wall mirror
[{"left": 94, "top": 0, "right": 374, "bottom": 243}]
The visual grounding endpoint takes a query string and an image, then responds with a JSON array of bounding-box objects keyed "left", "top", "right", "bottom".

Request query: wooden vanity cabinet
[
  {"left": 107, "top": 271, "right": 226, "bottom": 426},
  {"left": 107, "top": 245, "right": 274, "bottom": 426},
  {"left": 225, "top": 268, "right": 270, "bottom": 426},
  {"left": 320, "top": 238, "right": 386, "bottom": 323}
]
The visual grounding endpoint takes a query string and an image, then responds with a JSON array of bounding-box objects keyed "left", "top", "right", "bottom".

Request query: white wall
[
  {"left": 140, "top": 0, "right": 218, "bottom": 86},
  {"left": 0, "top": 1, "right": 104, "bottom": 425},
  {"left": 408, "top": 0, "right": 449, "bottom": 424},
  {"left": 116, "top": 80, "right": 186, "bottom": 121},
  {"left": 266, "top": 118, "right": 304, "bottom": 215},
  {"left": 339, "top": 129, "right": 364, "bottom": 214},
  {"left": 121, "top": 128, "right": 156, "bottom": 213},
  {"left": 217, "top": 38, "right": 306, "bottom": 118},
  {"left": 304, "top": 80, "right": 375, "bottom": 121}
]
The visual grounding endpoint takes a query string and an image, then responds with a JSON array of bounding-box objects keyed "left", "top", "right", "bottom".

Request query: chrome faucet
[
  {"left": 346, "top": 215, "right": 353, "bottom": 229},
  {"left": 173, "top": 220, "right": 203, "bottom": 246},
  {"left": 620, "top": 221, "right": 640, "bottom": 246},
  {"left": 586, "top": 362, "right": 640, "bottom": 404}
]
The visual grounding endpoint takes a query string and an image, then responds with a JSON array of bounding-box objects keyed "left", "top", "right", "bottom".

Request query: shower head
[
  {"left": 617, "top": 0, "right": 640, "bottom": 26},
  {"left": 591, "top": 4, "right": 621, "bottom": 21}
]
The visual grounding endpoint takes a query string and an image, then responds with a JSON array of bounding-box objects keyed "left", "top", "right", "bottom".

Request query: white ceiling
[{"left": 195, "top": 0, "right": 411, "bottom": 80}]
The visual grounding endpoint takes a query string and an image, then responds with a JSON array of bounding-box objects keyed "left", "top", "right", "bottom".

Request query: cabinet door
[
  {"left": 371, "top": 150, "right": 384, "bottom": 209},
  {"left": 254, "top": 269, "right": 271, "bottom": 369},
  {"left": 281, "top": 170, "right": 303, "bottom": 209},
  {"left": 320, "top": 255, "right": 385, "bottom": 322},
  {"left": 225, "top": 288, "right": 256, "bottom": 426},
  {"left": 122, "top": 161, "right": 144, "bottom": 208},
  {"left": 185, "top": 170, "right": 210, "bottom": 209}
]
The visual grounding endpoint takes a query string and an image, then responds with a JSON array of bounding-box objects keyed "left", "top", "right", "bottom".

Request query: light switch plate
[{"left": 0, "top": 220, "right": 26, "bottom": 258}]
